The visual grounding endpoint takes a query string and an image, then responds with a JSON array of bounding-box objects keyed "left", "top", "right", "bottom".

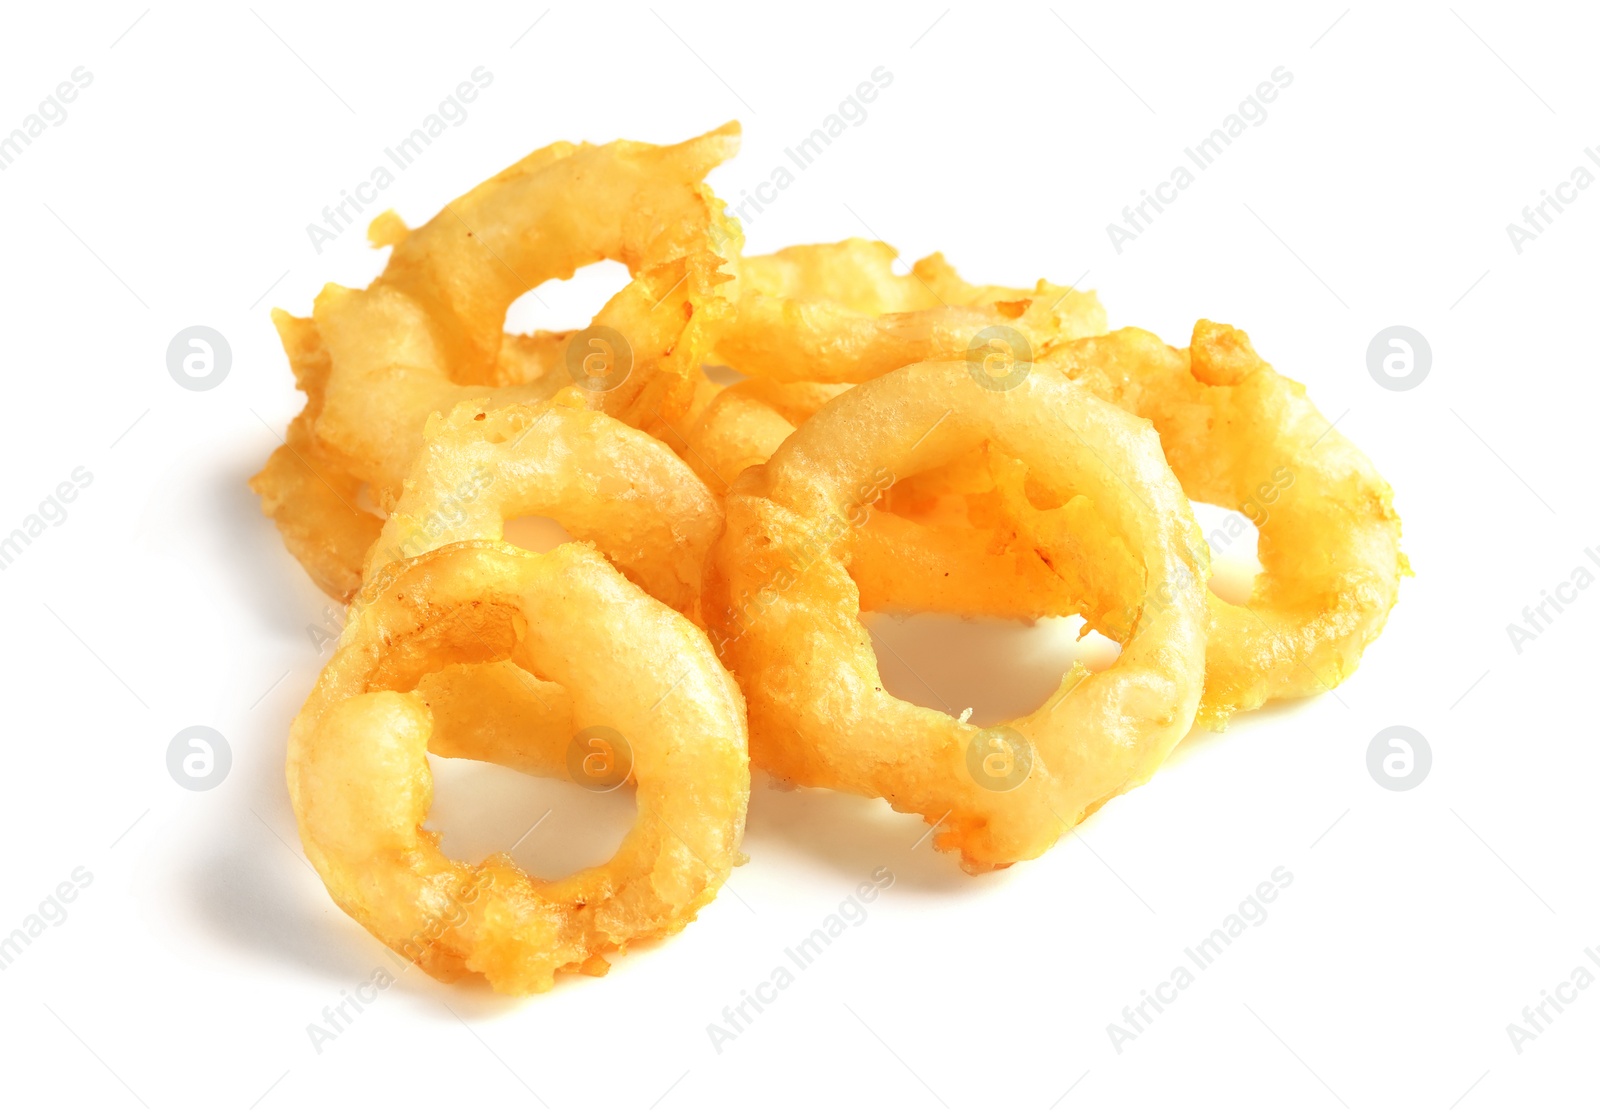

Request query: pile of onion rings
[{"left": 252, "top": 123, "right": 1405, "bottom": 992}]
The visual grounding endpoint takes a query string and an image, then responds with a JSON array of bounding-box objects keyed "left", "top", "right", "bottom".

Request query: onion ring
[
  {"left": 288, "top": 540, "right": 748, "bottom": 994},
  {"left": 253, "top": 124, "right": 739, "bottom": 597},
  {"left": 307, "top": 124, "right": 741, "bottom": 512},
  {"left": 356, "top": 390, "right": 724, "bottom": 777},
  {"left": 1017, "top": 321, "right": 1407, "bottom": 725},
  {"left": 706, "top": 264, "right": 1403, "bottom": 721},
  {"left": 704, "top": 360, "right": 1208, "bottom": 871}
]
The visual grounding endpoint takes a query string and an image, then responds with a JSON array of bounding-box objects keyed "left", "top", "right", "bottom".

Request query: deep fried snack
[
  {"left": 289, "top": 541, "right": 749, "bottom": 994},
  {"left": 713, "top": 238, "right": 1105, "bottom": 384},
  {"left": 252, "top": 126, "right": 740, "bottom": 597},
  {"left": 359, "top": 390, "right": 723, "bottom": 784},
  {"left": 704, "top": 297, "right": 1404, "bottom": 722},
  {"left": 249, "top": 311, "right": 381, "bottom": 600},
  {"left": 413, "top": 660, "right": 574, "bottom": 778},
  {"left": 252, "top": 411, "right": 382, "bottom": 603},
  {"left": 365, "top": 394, "right": 721, "bottom": 617},
  {"left": 689, "top": 242, "right": 1116, "bottom": 620},
  {"left": 682, "top": 378, "right": 847, "bottom": 496},
  {"left": 1017, "top": 321, "right": 1406, "bottom": 725},
  {"left": 704, "top": 361, "right": 1208, "bottom": 871},
  {"left": 650, "top": 366, "right": 730, "bottom": 461},
  {"left": 310, "top": 124, "right": 741, "bottom": 512},
  {"left": 680, "top": 377, "right": 1088, "bottom": 619},
  {"left": 250, "top": 313, "right": 583, "bottom": 602},
  {"left": 373, "top": 125, "right": 736, "bottom": 389}
]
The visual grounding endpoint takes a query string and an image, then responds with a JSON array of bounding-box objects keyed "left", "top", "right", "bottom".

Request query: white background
[{"left": 0, "top": 2, "right": 1595, "bottom": 1115}]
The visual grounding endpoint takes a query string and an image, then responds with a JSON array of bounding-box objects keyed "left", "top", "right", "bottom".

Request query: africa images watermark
[
  {"left": 1206, "top": 466, "right": 1294, "bottom": 559},
  {"left": 305, "top": 66, "right": 494, "bottom": 254},
  {"left": 1106, "top": 866, "right": 1295, "bottom": 1054},
  {"left": 1504, "top": 542, "right": 1600, "bottom": 653},
  {"left": 1504, "top": 941, "right": 1600, "bottom": 1055},
  {"left": 0, "top": 867, "right": 94, "bottom": 972},
  {"left": 304, "top": 864, "right": 494, "bottom": 1054},
  {"left": 0, "top": 66, "right": 93, "bottom": 173},
  {"left": 706, "top": 867, "right": 896, "bottom": 1054},
  {"left": 367, "top": 466, "right": 493, "bottom": 573},
  {"left": 0, "top": 466, "right": 95, "bottom": 574},
  {"left": 305, "top": 967, "right": 395, "bottom": 1054},
  {"left": 306, "top": 601, "right": 348, "bottom": 655},
  {"left": 727, "top": 66, "right": 894, "bottom": 231},
  {"left": 1106, "top": 66, "right": 1294, "bottom": 254},
  {"left": 1505, "top": 146, "right": 1600, "bottom": 255},
  {"left": 167, "top": 726, "right": 232, "bottom": 792}
]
